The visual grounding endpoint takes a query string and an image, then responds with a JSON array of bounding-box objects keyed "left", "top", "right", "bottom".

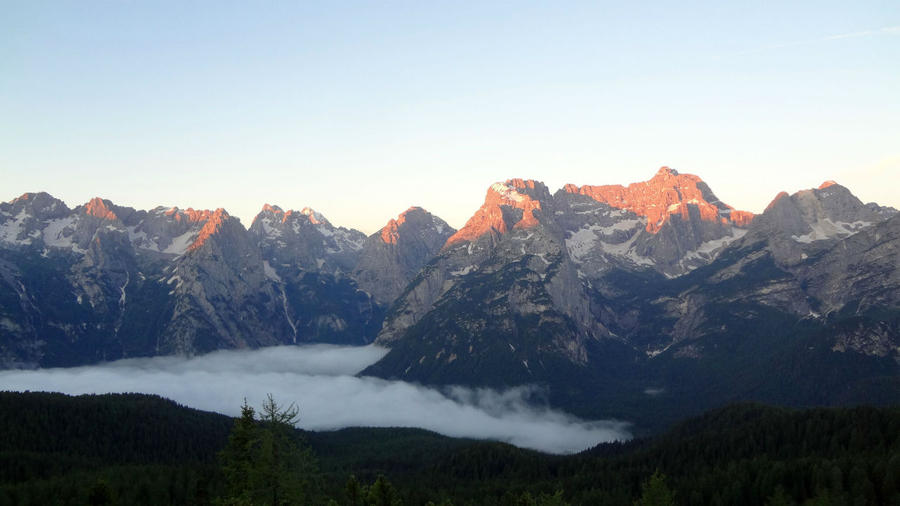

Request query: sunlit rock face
[
  {"left": 559, "top": 167, "right": 755, "bottom": 277},
  {"left": 374, "top": 179, "right": 560, "bottom": 345},
  {"left": 564, "top": 167, "right": 754, "bottom": 233},
  {"left": 375, "top": 168, "right": 757, "bottom": 350},
  {"left": 366, "top": 170, "right": 900, "bottom": 425},
  {"left": 444, "top": 179, "right": 551, "bottom": 248}
]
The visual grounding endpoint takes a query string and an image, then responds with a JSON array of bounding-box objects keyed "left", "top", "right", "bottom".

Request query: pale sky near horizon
[{"left": 2, "top": 1, "right": 898, "bottom": 234}]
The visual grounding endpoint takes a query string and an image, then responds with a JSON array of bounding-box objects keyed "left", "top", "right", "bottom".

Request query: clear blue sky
[{"left": 2, "top": 1, "right": 898, "bottom": 233}]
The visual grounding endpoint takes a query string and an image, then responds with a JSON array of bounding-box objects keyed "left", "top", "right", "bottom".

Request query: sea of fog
[{"left": 0, "top": 344, "right": 630, "bottom": 453}]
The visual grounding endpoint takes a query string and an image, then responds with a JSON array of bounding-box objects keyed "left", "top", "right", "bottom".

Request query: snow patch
[
  {"left": 599, "top": 234, "right": 654, "bottom": 266},
  {"left": 606, "top": 219, "right": 642, "bottom": 231},
  {"left": 680, "top": 228, "right": 747, "bottom": 264},
  {"left": 450, "top": 266, "right": 476, "bottom": 276},
  {"left": 490, "top": 182, "right": 526, "bottom": 203},
  {"left": 334, "top": 229, "right": 365, "bottom": 251},
  {"left": 0, "top": 210, "right": 32, "bottom": 245},
  {"left": 126, "top": 227, "right": 150, "bottom": 248},
  {"left": 533, "top": 253, "right": 552, "bottom": 265},
  {"left": 260, "top": 217, "right": 282, "bottom": 237},
  {"left": 791, "top": 219, "right": 873, "bottom": 243},
  {"left": 162, "top": 231, "right": 197, "bottom": 255},
  {"left": 42, "top": 216, "right": 80, "bottom": 250},
  {"left": 565, "top": 227, "right": 599, "bottom": 262},
  {"left": 565, "top": 222, "right": 653, "bottom": 267}
]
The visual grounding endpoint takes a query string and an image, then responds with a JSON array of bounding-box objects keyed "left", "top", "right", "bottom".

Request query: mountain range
[{"left": 2, "top": 167, "right": 898, "bottom": 429}]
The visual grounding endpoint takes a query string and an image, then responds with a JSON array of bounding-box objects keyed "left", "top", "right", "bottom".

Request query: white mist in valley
[{"left": 0, "top": 344, "right": 630, "bottom": 453}]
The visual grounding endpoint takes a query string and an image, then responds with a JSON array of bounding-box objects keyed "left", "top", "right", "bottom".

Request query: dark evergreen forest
[{"left": 0, "top": 391, "right": 898, "bottom": 505}]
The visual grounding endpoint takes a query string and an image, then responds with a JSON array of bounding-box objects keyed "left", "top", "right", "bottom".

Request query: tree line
[{"left": 0, "top": 392, "right": 898, "bottom": 505}]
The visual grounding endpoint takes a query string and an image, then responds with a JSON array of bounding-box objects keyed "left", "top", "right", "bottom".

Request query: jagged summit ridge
[
  {"left": 0, "top": 194, "right": 234, "bottom": 256},
  {"left": 563, "top": 166, "right": 754, "bottom": 233},
  {"left": 747, "top": 180, "right": 897, "bottom": 268},
  {"left": 255, "top": 204, "right": 329, "bottom": 227},
  {"left": 756, "top": 180, "right": 894, "bottom": 241},
  {"left": 249, "top": 203, "right": 365, "bottom": 276},
  {"left": 373, "top": 167, "right": 852, "bottom": 349},
  {"left": 444, "top": 178, "right": 550, "bottom": 248}
]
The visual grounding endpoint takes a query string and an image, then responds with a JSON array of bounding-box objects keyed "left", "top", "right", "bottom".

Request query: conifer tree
[
  {"left": 218, "top": 395, "right": 318, "bottom": 505},
  {"left": 345, "top": 475, "right": 366, "bottom": 506},
  {"left": 366, "top": 475, "right": 402, "bottom": 506},
  {"left": 634, "top": 470, "right": 675, "bottom": 506},
  {"left": 220, "top": 400, "right": 258, "bottom": 504}
]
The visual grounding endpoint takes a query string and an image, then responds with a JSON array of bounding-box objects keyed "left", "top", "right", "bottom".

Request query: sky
[
  {"left": 2, "top": 1, "right": 898, "bottom": 234},
  {"left": 0, "top": 344, "right": 631, "bottom": 454}
]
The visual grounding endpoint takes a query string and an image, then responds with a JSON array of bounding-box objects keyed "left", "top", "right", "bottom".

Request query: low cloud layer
[{"left": 0, "top": 345, "right": 630, "bottom": 453}]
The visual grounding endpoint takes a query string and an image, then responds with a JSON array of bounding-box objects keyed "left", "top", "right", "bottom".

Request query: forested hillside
[{"left": 1, "top": 392, "right": 898, "bottom": 505}]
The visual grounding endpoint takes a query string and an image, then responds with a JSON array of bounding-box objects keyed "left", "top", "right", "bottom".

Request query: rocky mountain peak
[
  {"left": 378, "top": 206, "right": 450, "bottom": 245},
  {"left": 655, "top": 166, "right": 679, "bottom": 176},
  {"left": 752, "top": 182, "right": 893, "bottom": 256},
  {"left": 254, "top": 204, "right": 330, "bottom": 227},
  {"left": 381, "top": 206, "right": 420, "bottom": 244},
  {"left": 563, "top": 167, "right": 754, "bottom": 233},
  {"left": 260, "top": 203, "right": 284, "bottom": 215},
  {"left": 398, "top": 206, "right": 427, "bottom": 223},
  {"left": 258, "top": 203, "right": 308, "bottom": 226},
  {"left": 4, "top": 192, "right": 70, "bottom": 220},
  {"left": 765, "top": 191, "right": 791, "bottom": 212},
  {"left": 249, "top": 202, "right": 366, "bottom": 278},
  {"left": 1, "top": 193, "right": 73, "bottom": 247},
  {"left": 355, "top": 207, "right": 455, "bottom": 304},
  {"left": 83, "top": 197, "right": 119, "bottom": 221},
  {"left": 162, "top": 207, "right": 226, "bottom": 225},
  {"left": 300, "top": 207, "right": 328, "bottom": 225},
  {"left": 445, "top": 179, "right": 549, "bottom": 247},
  {"left": 186, "top": 208, "right": 231, "bottom": 252}
]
